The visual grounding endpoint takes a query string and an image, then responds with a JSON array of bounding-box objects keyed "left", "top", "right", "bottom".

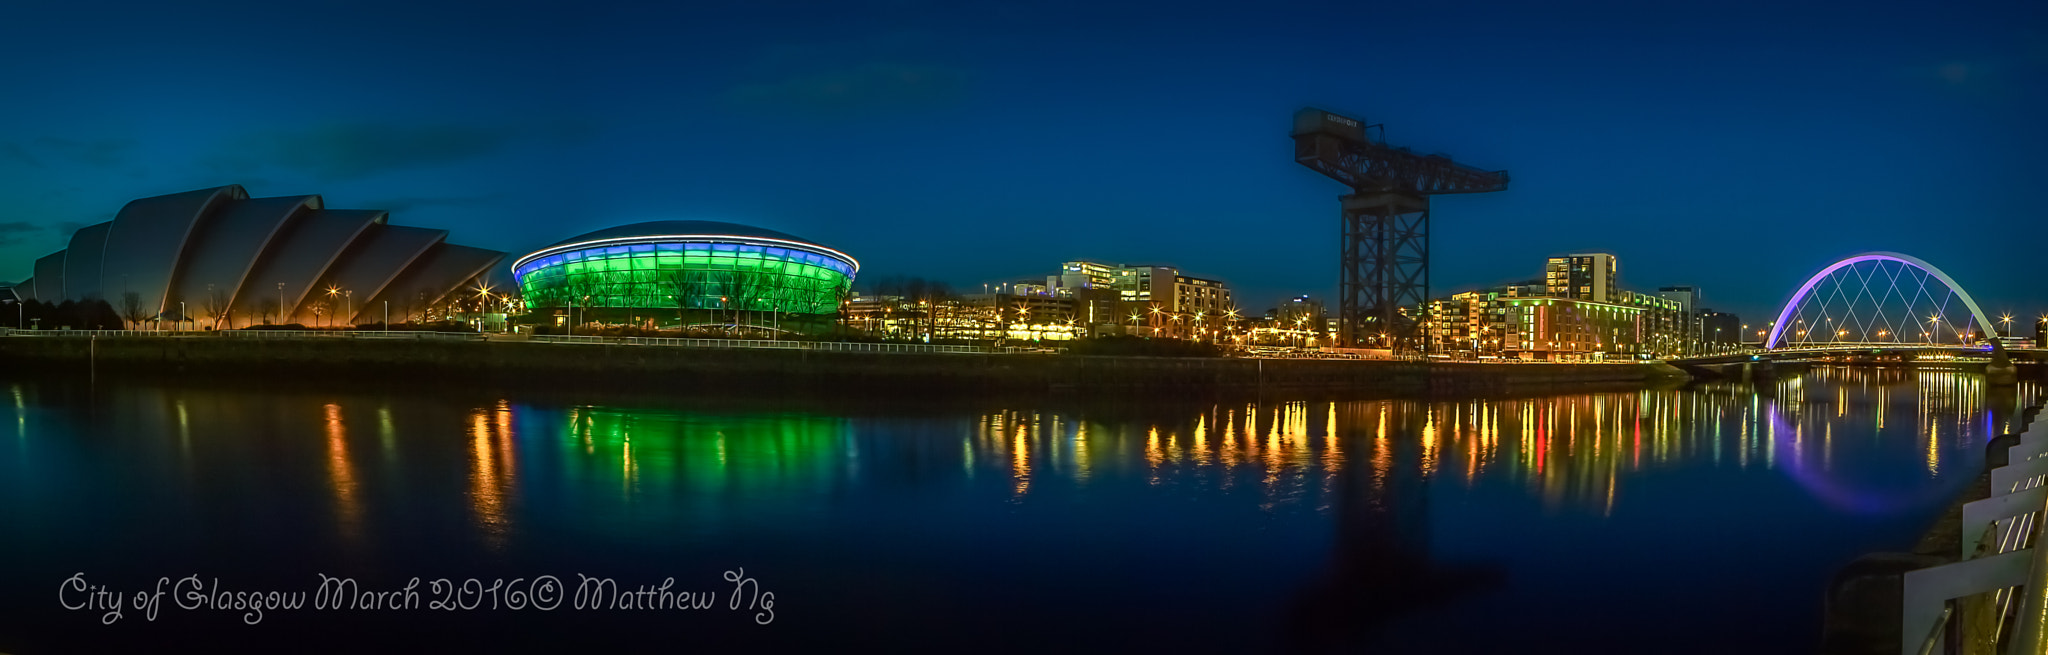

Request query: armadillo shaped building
[{"left": 14, "top": 185, "right": 506, "bottom": 328}]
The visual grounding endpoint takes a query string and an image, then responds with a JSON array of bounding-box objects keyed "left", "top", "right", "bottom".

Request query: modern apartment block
[
  {"left": 1420, "top": 253, "right": 1690, "bottom": 360},
  {"left": 1546, "top": 253, "right": 1617, "bottom": 303}
]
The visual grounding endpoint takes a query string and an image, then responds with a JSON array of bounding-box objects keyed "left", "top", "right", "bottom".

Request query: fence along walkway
[
  {"left": 0, "top": 328, "right": 1053, "bottom": 355},
  {"left": 1903, "top": 402, "right": 2048, "bottom": 654}
]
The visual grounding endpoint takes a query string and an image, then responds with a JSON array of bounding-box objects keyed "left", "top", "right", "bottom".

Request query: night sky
[{"left": 0, "top": 0, "right": 2042, "bottom": 324}]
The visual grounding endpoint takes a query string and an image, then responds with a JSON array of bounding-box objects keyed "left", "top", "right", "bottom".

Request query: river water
[{"left": 0, "top": 367, "right": 2038, "bottom": 653}]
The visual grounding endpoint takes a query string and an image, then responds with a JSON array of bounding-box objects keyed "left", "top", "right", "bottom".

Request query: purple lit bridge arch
[{"left": 1765, "top": 252, "right": 1994, "bottom": 350}]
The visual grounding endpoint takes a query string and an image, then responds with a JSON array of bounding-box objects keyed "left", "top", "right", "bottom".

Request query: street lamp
[{"left": 326, "top": 286, "right": 343, "bottom": 328}]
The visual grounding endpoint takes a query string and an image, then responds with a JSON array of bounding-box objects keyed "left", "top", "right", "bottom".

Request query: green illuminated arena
[{"left": 512, "top": 221, "right": 858, "bottom": 318}]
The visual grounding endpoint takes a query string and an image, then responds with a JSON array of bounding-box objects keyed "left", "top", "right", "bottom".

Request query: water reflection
[
  {"left": 0, "top": 366, "right": 2038, "bottom": 652},
  {"left": 470, "top": 401, "right": 513, "bottom": 550},
  {"left": 179, "top": 370, "right": 2048, "bottom": 544},
  {"left": 324, "top": 403, "right": 361, "bottom": 543}
]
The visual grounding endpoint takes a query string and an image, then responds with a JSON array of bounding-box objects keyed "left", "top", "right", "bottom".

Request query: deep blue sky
[{"left": 0, "top": 0, "right": 2042, "bottom": 323}]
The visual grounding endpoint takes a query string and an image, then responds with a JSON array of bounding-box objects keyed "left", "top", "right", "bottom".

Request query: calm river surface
[{"left": 0, "top": 367, "right": 2039, "bottom": 653}]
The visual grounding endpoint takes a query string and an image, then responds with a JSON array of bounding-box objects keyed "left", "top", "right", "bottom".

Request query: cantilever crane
[{"left": 1292, "top": 108, "right": 1509, "bottom": 351}]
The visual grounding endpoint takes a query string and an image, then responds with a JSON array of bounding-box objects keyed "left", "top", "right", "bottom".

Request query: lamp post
[
  {"left": 180, "top": 302, "right": 186, "bottom": 332},
  {"left": 383, "top": 301, "right": 389, "bottom": 332},
  {"left": 474, "top": 284, "right": 494, "bottom": 333},
  {"left": 277, "top": 282, "right": 286, "bottom": 326},
  {"left": 326, "top": 286, "right": 342, "bottom": 328}
]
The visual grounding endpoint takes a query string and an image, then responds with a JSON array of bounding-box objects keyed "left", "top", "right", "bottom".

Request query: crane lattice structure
[{"left": 1292, "top": 108, "right": 1508, "bottom": 350}]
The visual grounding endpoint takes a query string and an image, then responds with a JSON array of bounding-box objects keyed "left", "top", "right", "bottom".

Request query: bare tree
[
  {"left": 255, "top": 297, "right": 281, "bottom": 327},
  {"left": 663, "top": 269, "right": 713, "bottom": 325},
  {"left": 118, "top": 291, "right": 147, "bottom": 330},
  {"left": 728, "top": 269, "right": 772, "bottom": 333},
  {"left": 198, "top": 286, "right": 227, "bottom": 330},
  {"left": 563, "top": 273, "right": 606, "bottom": 327},
  {"left": 920, "top": 281, "right": 955, "bottom": 338},
  {"left": 703, "top": 269, "right": 736, "bottom": 328}
]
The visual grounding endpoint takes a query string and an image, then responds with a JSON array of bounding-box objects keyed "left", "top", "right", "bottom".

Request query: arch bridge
[{"left": 1679, "top": 251, "right": 2038, "bottom": 367}]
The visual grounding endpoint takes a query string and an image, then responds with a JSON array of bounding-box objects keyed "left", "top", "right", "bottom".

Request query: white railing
[
  {"left": 0, "top": 328, "right": 1050, "bottom": 354},
  {"left": 0, "top": 328, "right": 486, "bottom": 341},
  {"left": 528, "top": 334, "right": 1042, "bottom": 354},
  {"left": 1903, "top": 405, "right": 2048, "bottom": 654}
]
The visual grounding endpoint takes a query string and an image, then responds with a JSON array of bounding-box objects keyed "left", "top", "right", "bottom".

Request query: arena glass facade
[{"left": 512, "top": 221, "right": 858, "bottom": 315}]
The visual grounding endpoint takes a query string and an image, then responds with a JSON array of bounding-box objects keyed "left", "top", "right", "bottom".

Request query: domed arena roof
[
  {"left": 512, "top": 219, "right": 861, "bottom": 315},
  {"left": 543, "top": 220, "right": 824, "bottom": 250}
]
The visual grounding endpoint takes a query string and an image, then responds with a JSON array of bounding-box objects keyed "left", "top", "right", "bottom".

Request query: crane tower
[{"left": 1291, "top": 108, "right": 1508, "bottom": 350}]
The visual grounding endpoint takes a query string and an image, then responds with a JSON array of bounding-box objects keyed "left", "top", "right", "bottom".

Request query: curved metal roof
[
  {"left": 544, "top": 220, "right": 822, "bottom": 249},
  {"left": 19, "top": 186, "right": 505, "bottom": 328},
  {"left": 101, "top": 185, "right": 247, "bottom": 318}
]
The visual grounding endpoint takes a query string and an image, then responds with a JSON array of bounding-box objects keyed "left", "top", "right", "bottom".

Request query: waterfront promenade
[{"left": 0, "top": 330, "right": 1688, "bottom": 396}]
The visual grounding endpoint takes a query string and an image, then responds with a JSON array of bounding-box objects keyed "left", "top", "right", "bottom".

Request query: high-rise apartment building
[
  {"left": 1417, "top": 252, "right": 1690, "bottom": 360},
  {"left": 1700, "top": 310, "right": 1741, "bottom": 350},
  {"left": 1657, "top": 285, "right": 1703, "bottom": 355},
  {"left": 1546, "top": 253, "right": 1617, "bottom": 303}
]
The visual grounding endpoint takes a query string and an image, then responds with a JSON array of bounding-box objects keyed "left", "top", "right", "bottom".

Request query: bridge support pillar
[
  {"left": 1988, "top": 351, "right": 2019, "bottom": 386},
  {"left": 1742, "top": 359, "right": 1777, "bottom": 383}
]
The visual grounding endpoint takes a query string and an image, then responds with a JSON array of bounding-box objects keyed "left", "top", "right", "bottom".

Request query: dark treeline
[
  {"left": 855, "top": 275, "right": 958, "bottom": 340},
  {"left": 1, "top": 299, "right": 123, "bottom": 330},
  {"left": 857, "top": 275, "right": 957, "bottom": 303}
]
